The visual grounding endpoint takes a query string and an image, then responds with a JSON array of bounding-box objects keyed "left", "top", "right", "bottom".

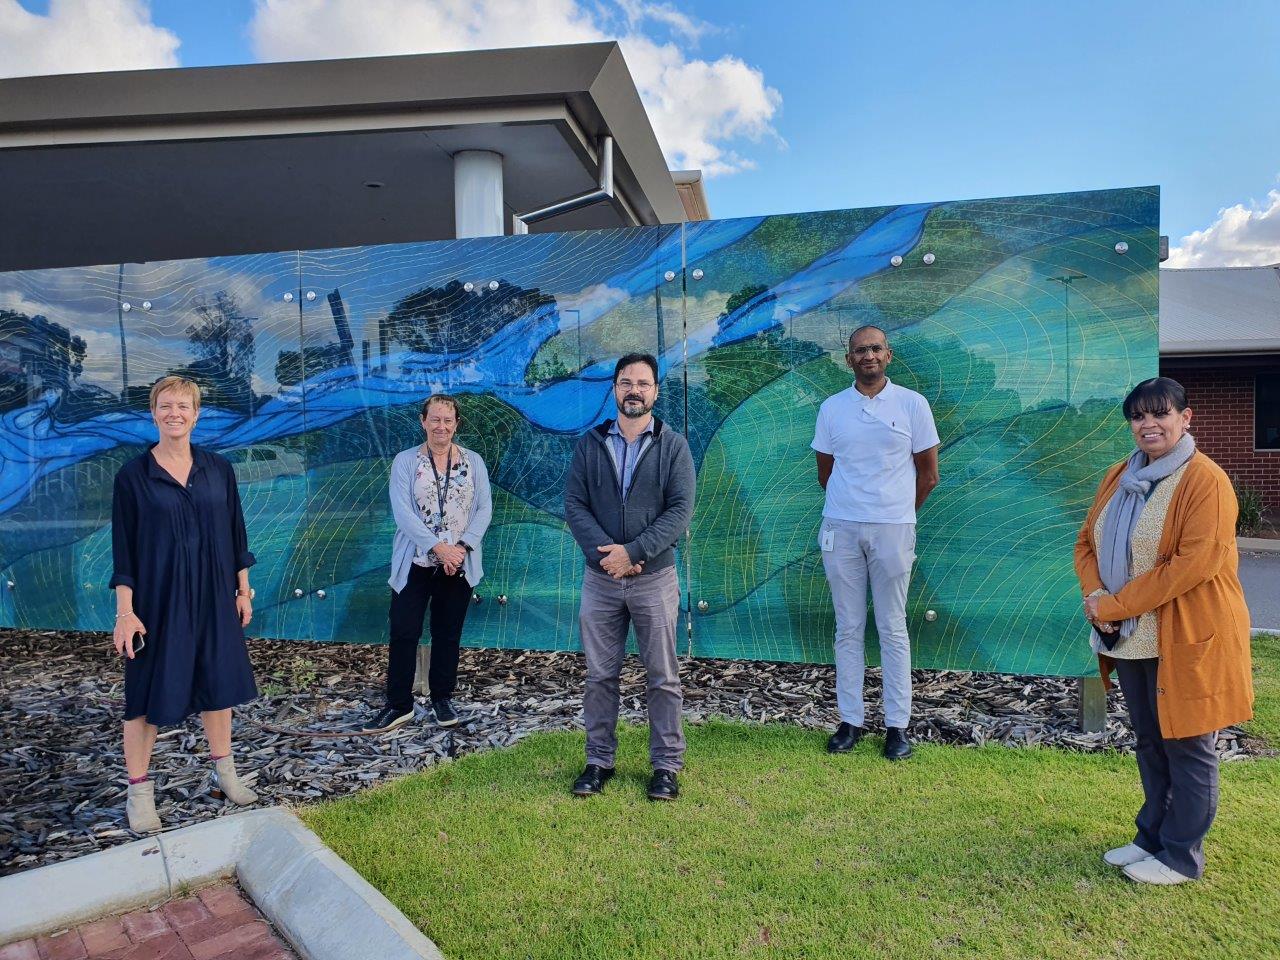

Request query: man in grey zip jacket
[{"left": 564, "top": 352, "right": 696, "bottom": 801}]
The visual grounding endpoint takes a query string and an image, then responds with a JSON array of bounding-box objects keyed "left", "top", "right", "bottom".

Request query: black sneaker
[
  {"left": 571, "top": 764, "right": 615, "bottom": 796},
  {"left": 432, "top": 698, "right": 459, "bottom": 727},
  {"left": 362, "top": 706, "right": 413, "bottom": 733}
]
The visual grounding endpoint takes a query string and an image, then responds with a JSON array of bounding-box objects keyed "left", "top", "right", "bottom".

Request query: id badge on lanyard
[{"left": 429, "top": 447, "right": 452, "bottom": 541}]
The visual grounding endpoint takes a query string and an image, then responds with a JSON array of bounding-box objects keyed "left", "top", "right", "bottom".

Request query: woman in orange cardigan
[{"left": 1075, "top": 377, "right": 1253, "bottom": 885}]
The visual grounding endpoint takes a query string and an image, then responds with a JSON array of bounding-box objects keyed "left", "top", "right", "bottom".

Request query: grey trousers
[
  {"left": 1114, "top": 657, "right": 1219, "bottom": 879},
  {"left": 820, "top": 519, "right": 916, "bottom": 729},
  {"left": 579, "top": 564, "right": 684, "bottom": 771}
]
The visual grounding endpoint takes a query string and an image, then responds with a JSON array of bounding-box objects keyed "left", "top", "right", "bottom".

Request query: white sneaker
[
  {"left": 1103, "top": 843, "right": 1153, "bottom": 867},
  {"left": 1122, "top": 857, "right": 1195, "bottom": 885}
]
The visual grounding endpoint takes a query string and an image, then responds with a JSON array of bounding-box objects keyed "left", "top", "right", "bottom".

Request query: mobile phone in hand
[{"left": 131, "top": 632, "right": 145, "bottom": 654}]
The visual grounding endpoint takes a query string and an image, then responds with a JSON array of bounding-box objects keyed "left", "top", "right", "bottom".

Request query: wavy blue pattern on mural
[{"left": 0, "top": 205, "right": 931, "bottom": 515}]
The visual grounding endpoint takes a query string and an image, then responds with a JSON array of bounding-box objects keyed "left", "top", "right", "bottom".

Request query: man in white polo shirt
[{"left": 812, "top": 324, "right": 939, "bottom": 760}]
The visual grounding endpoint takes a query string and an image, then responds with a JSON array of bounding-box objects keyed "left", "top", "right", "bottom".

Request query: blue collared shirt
[{"left": 606, "top": 419, "right": 655, "bottom": 501}]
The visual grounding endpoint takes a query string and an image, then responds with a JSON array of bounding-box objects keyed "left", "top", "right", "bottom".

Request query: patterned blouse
[
  {"left": 411, "top": 445, "right": 475, "bottom": 567},
  {"left": 1091, "top": 461, "right": 1191, "bottom": 659}
]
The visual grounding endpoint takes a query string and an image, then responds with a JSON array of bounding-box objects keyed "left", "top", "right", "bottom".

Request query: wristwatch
[{"left": 236, "top": 587, "right": 256, "bottom": 599}]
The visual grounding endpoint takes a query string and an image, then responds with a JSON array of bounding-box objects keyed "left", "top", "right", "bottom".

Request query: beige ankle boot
[
  {"left": 212, "top": 755, "right": 258, "bottom": 805},
  {"left": 126, "top": 780, "right": 162, "bottom": 833}
]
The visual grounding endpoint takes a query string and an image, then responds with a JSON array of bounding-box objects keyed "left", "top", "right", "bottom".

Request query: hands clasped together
[
  {"left": 432, "top": 541, "right": 468, "bottom": 577},
  {"left": 1082, "top": 594, "right": 1118, "bottom": 635},
  {"left": 597, "top": 543, "right": 644, "bottom": 579}
]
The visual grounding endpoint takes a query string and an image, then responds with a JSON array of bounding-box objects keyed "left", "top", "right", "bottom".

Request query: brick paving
[{"left": 0, "top": 883, "right": 296, "bottom": 960}]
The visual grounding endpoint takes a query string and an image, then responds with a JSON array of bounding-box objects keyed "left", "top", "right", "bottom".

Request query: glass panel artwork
[{"left": 0, "top": 187, "right": 1158, "bottom": 676}]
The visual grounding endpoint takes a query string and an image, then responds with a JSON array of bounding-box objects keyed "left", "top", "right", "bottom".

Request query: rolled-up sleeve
[
  {"left": 109, "top": 472, "right": 138, "bottom": 590},
  {"left": 226, "top": 461, "right": 256, "bottom": 571}
]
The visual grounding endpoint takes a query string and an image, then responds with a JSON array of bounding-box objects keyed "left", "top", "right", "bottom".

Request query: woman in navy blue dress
[{"left": 110, "top": 375, "right": 260, "bottom": 832}]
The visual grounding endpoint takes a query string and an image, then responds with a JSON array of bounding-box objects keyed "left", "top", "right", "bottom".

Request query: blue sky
[{"left": 8, "top": 0, "right": 1280, "bottom": 266}]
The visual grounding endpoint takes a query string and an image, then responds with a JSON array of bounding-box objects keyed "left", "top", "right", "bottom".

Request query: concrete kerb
[
  {"left": 1239, "top": 536, "right": 1280, "bottom": 554},
  {"left": 0, "top": 807, "right": 444, "bottom": 960}
]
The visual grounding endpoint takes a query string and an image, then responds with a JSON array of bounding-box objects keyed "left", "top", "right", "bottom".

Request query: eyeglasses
[
  {"left": 616, "top": 379, "right": 655, "bottom": 391},
  {"left": 850, "top": 344, "right": 887, "bottom": 357}
]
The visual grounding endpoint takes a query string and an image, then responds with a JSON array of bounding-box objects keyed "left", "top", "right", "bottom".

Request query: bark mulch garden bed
[{"left": 0, "top": 628, "right": 1264, "bottom": 875}]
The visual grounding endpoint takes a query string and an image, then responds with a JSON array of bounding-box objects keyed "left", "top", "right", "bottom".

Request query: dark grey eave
[
  {"left": 0, "top": 43, "right": 620, "bottom": 127},
  {"left": 0, "top": 43, "right": 688, "bottom": 272}
]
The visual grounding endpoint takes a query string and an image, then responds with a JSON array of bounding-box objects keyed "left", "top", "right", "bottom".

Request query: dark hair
[
  {"left": 421, "top": 393, "right": 461, "bottom": 422},
  {"left": 1122, "top": 377, "right": 1188, "bottom": 420},
  {"left": 848, "top": 324, "right": 889, "bottom": 349},
  {"left": 613, "top": 352, "right": 659, "bottom": 384}
]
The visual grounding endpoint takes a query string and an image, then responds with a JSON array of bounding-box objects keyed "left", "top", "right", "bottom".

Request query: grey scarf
[{"left": 1095, "top": 432, "right": 1196, "bottom": 649}]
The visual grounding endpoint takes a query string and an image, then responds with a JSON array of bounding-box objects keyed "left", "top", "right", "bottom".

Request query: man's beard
[{"left": 619, "top": 395, "right": 653, "bottom": 419}]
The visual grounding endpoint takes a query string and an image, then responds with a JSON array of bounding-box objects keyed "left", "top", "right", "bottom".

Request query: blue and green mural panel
[{"left": 0, "top": 186, "right": 1159, "bottom": 677}]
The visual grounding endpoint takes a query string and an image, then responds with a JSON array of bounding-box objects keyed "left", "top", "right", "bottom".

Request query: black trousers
[
  {"left": 1114, "top": 657, "right": 1219, "bottom": 879},
  {"left": 386, "top": 563, "right": 473, "bottom": 712}
]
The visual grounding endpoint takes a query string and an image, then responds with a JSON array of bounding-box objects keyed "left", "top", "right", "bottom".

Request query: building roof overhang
[{"left": 0, "top": 42, "right": 690, "bottom": 272}]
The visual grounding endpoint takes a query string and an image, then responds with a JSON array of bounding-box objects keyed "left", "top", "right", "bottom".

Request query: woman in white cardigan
[{"left": 363, "top": 394, "right": 492, "bottom": 731}]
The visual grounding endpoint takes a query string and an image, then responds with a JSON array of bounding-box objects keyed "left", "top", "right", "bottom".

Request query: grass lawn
[{"left": 302, "top": 640, "right": 1280, "bottom": 960}]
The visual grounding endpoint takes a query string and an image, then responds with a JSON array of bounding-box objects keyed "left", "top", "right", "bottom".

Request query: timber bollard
[
  {"left": 413, "top": 644, "right": 432, "bottom": 697},
  {"left": 1077, "top": 676, "right": 1107, "bottom": 732}
]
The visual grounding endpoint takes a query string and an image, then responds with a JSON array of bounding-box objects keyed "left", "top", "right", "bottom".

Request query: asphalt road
[{"left": 1239, "top": 550, "right": 1280, "bottom": 632}]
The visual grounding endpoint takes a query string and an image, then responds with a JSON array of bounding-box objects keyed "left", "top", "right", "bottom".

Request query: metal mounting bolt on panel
[
  {"left": 121, "top": 302, "right": 131, "bottom": 312},
  {"left": 6, "top": 580, "right": 15, "bottom": 589},
  {"left": 691, "top": 268, "right": 704, "bottom": 281},
  {"left": 497, "top": 594, "right": 508, "bottom": 605},
  {"left": 292, "top": 588, "right": 303, "bottom": 598},
  {"left": 488, "top": 280, "right": 499, "bottom": 291},
  {"left": 663, "top": 270, "right": 676, "bottom": 282},
  {"left": 924, "top": 609, "right": 938, "bottom": 622},
  {"left": 697, "top": 599, "right": 709, "bottom": 613},
  {"left": 463, "top": 282, "right": 474, "bottom": 292},
  {"left": 305, "top": 291, "right": 317, "bottom": 301},
  {"left": 922, "top": 253, "right": 936, "bottom": 265},
  {"left": 890, "top": 255, "right": 903, "bottom": 267},
  {"left": 283, "top": 292, "right": 294, "bottom": 303},
  {"left": 472, "top": 593, "right": 483, "bottom": 604},
  {"left": 1114, "top": 241, "right": 1129, "bottom": 255},
  {"left": 316, "top": 589, "right": 326, "bottom": 600},
  {"left": 142, "top": 300, "right": 152, "bottom": 311}
]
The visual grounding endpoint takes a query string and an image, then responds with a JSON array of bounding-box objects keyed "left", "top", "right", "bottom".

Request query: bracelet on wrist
[{"left": 115, "top": 611, "right": 134, "bottom": 620}]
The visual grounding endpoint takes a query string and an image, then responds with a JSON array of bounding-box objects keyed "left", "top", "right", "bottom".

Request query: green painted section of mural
[{"left": 0, "top": 187, "right": 1158, "bottom": 676}]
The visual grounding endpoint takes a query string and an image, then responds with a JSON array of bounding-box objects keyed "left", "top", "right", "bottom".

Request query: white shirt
[{"left": 811, "top": 378, "right": 940, "bottom": 524}]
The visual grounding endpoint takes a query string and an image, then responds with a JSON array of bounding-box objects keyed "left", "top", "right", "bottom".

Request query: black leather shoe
[
  {"left": 431, "top": 698, "right": 459, "bottom": 727},
  {"left": 883, "top": 727, "right": 913, "bottom": 760},
  {"left": 826, "top": 722, "right": 866, "bottom": 753},
  {"left": 571, "top": 764, "right": 615, "bottom": 796},
  {"left": 362, "top": 706, "right": 413, "bottom": 733},
  {"left": 647, "top": 769, "right": 679, "bottom": 801}
]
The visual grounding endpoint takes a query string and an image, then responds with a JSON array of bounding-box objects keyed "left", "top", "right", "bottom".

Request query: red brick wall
[{"left": 1162, "top": 359, "right": 1280, "bottom": 508}]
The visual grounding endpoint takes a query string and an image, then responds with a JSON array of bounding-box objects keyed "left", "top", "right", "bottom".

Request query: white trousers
[{"left": 820, "top": 519, "right": 916, "bottom": 729}]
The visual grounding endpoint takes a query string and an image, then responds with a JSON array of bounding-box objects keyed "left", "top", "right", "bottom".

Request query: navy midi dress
[{"left": 109, "top": 445, "right": 258, "bottom": 726}]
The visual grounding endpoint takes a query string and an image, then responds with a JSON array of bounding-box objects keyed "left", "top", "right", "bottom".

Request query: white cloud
[
  {"left": 1166, "top": 184, "right": 1280, "bottom": 268},
  {"left": 248, "top": 0, "right": 780, "bottom": 176},
  {"left": 0, "top": 0, "right": 180, "bottom": 79}
]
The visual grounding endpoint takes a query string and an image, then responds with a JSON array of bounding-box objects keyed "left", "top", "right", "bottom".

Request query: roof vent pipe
[{"left": 514, "top": 136, "right": 613, "bottom": 233}]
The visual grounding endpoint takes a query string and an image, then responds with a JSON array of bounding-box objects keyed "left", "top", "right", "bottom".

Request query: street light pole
[{"left": 1047, "top": 273, "right": 1085, "bottom": 406}]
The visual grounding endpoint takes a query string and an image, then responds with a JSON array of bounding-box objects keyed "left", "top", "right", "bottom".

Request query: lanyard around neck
[{"left": 428, "top": 446, "right": 453, "bottom": 520}]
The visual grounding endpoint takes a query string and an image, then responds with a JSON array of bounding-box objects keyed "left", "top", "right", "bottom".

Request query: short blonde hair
[{"left": 149, "top": 375, "right": 202, "bottom": 413}]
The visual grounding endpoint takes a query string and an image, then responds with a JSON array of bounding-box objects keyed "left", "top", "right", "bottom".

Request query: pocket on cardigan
[{"left": 1167, "top": 633, "right": 1226, "bottom": 700}]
